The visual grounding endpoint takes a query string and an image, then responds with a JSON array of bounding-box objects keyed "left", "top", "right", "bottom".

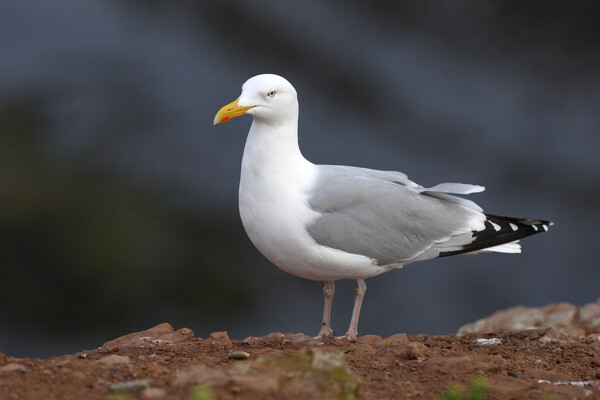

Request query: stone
[
  {"left": 357, "top": 334, "right": 382, "bottom": 345},
  {"left": 109, "top": 379, "right": 152, "bottom": 392},
  {"left": 240, "top": 336, "right": 261, "bottom": 345},
  {"left": 474, "top": 338, "right": 502, "bottom": 345},
  {"left": 377, "top": 333, "right": 409, "bottom": 348},
  {"left": 0, "top": 363, "right": 29, "bottom": 373},
  {"left": 208, "top": 331, "right": 230, "bottom": 341},
  {"left": 99, "top": 323, "right": 194, "bottom": 353},
  {"left": 228, "top": 351, "right": 251, "bottom": 360},
  {"left": 457, "top": 303, "right": 583, "bottom": 336},
  {"left": 405, "top": 342, "right": 425, "bottom": 360},
  {"left": 263, "top": 332, "right": 285, "bottom": 341},
  {"left": 579, "top": 298, "right": 600, "bottom": 334},
  {"left": 286, "top": 333, "right": 311, "bottom": 344}
]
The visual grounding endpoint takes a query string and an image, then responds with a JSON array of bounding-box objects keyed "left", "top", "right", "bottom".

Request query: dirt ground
[{"left": 1, "top": 321, "right": 600, "bottom": 400}]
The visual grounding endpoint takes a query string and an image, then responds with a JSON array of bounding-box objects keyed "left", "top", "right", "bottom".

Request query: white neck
[{"left": 241, "top": 118, "right": 311, "bottom": 176}]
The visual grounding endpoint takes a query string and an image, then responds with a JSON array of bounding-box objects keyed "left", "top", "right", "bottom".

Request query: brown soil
[{"left": 1, "top": 322, "right": 600, "bottom": 400}]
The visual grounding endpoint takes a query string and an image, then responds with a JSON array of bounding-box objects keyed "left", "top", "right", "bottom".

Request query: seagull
[{"left": 213, "top": 74, "right": 552, "bottom": 341}]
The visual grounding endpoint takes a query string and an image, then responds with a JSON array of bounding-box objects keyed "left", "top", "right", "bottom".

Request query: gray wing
[{"left": 306, "top": 165, "right": 485, "bottom": 266}]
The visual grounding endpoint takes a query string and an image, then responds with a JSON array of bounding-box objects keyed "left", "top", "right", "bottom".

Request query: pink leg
[
  {"left": 314, "top": 280, "right": 335, "bottom": 340},
  {"left": 344, "top": 279, "right": 366, "bottom": 342}
]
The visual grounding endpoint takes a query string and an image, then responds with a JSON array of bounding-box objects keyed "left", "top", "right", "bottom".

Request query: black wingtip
[{"left": 439, "top": 213, "right": 552, "bottom": 257}]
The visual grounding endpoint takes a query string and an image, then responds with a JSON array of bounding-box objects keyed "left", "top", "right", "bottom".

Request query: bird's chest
[{"left": 238, "top": 161, "right": 318, "bottom": 265}]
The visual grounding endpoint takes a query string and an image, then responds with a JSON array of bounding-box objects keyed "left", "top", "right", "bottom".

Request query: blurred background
[{"left": 1, "top": 0, "right": 598, "bottom": 358}]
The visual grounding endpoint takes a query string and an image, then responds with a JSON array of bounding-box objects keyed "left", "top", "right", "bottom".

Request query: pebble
[
  {"left": 209, "top": 331, "right": 230, "bottom": 341},
  {"left": 474, "top": 338, "right": 502, "bottom": 345},
  {"left": 377, "top": 333, "right": 409, "bottom": 348},
  {"left": 177, "top": 327, "right": 194, "bottom": 336},
  {"left": 405, "top": 343, "right": 423, "bottom": 360},
  {"left": 0, "top": 363, "right": 29, "bottom": 373},
  {"left": 54, "top": 359, "right": 72, "bottom": 368},
  {"left": 357, "top": 334, "right": 382, "bottom": 345},
  {"left": 228, "top": 351, "right": 251, "bottom": 360},
  {"left": 109, "top": 379, "right": 152, "bottom": 392}
]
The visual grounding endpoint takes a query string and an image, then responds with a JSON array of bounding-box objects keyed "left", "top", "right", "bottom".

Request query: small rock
[
  {"left": 77, "top": 353, "right": 87, "bottom": 359},
  {"left": 405, "top": 342, "right": 424, "bottom": 360},
  {"left": 357, "top": 334, "right": 382, "bottom": 345},
  {"left": 209, "top": 331, "right": 230, "bottom": 341},
  {"left": 263, "top": 332, "right": 285, "bottom": 341},
  {"left": 579, "top": 298, "right": 600, "bottom": 334},
  {"left": 508, "top": 371, "right": 520, "bottom": 378},
  {"left": 0, "top": 363, "right": 29, "bottom": 373},
  {"left": 474, "top": 338, "right": 502, "bottom": 345},
  {"left": 377, "top": 333, "right": 409, "bottom": 348},
  {"left": 97, "top": 355, "right": 131, "bottom": 365},
  {"left": 54, "top": 359, "right": 72, "bottom": 367},
  {"left": 228, "top": 351, "right": 251, "bottom": 360},
  {"left": 287, "top": 333, "right": 313, "bottom": 344},
  {"left": 458, "top": 303, "right": 585, "bottom": 336},
  {"left": 109, "top": 379, "right": 152, "bottom": 392},
  {"left": 177, "top": 327, "right": 193, "bottom": 335},
  {"left": 140, "top": 387, "right": 166, "bottom": 399},
  {"left": 100, "top": 323, "right": 194, "bottom": 353},
  {"left": 240, "top": 336, "right": 261, "bottom": 345}
]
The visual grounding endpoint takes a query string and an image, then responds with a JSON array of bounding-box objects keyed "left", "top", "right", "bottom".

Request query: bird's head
[{"left": 213, "top": 74, "right": 298, "bottom": 126}]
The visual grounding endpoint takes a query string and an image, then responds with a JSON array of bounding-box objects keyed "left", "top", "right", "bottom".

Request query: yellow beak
[{"left": 213, "top": 98, "right": 254, "bottom": 125}]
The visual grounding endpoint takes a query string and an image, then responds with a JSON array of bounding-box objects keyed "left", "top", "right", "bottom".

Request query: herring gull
[{"left": 213, "top": 74, "right": 552, "bottom": 341}]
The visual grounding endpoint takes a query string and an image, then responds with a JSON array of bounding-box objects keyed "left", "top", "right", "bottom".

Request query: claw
[
  {"left": 336, "top": 334, "right": 357, "bottom": 343},
  {"left": 313, "top": 326, "right": 335, "bottom": 341}
]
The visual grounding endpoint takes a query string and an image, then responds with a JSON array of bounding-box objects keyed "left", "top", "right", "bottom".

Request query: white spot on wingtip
[
  {"left": 509, "top": 223, "right": 518, "bottom": 231},
  {"left": 543, "top": 225, "right": 548, "bottom": 231},
  {"left": 490, "top": 222, "right": 501, "bottom": 232},
  {"left": 532, "top": 225, "right": 538, "bottom": 231}
]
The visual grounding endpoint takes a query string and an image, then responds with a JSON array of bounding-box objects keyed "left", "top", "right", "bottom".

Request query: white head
[{"left": 214, "top": 74, "right": 298, "bottom": 126}]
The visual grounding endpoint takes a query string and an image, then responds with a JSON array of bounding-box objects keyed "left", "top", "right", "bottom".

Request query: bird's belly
[{"left": 239, "top": 189, "right": 387, "bottom": 281}]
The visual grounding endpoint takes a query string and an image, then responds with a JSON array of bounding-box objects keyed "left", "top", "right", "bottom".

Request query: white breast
[{"left": 238, "top": 122, "right": 384, "bottom": 281}]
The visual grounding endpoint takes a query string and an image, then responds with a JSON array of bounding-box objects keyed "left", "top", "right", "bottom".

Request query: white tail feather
[{"left": 467, "top": 240, "right": 522, "bottom": 255}]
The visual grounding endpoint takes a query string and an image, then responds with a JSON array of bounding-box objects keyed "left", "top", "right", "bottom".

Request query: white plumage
[{"left": 214, "top": 74, "right": 552, "bottom": 340}]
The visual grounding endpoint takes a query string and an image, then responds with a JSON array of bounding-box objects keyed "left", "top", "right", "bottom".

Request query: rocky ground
[{"left": 1, "top": 299, "right": 600, "bottom": 400}]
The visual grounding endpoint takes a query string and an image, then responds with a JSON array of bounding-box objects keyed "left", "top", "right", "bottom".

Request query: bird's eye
[{"left": 267, "top": 91, "right": 276, "bottom": 97}]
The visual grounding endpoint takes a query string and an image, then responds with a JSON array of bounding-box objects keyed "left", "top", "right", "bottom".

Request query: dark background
[{"left": 1, "top": 0, "right": 598, "bottom": 358}]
